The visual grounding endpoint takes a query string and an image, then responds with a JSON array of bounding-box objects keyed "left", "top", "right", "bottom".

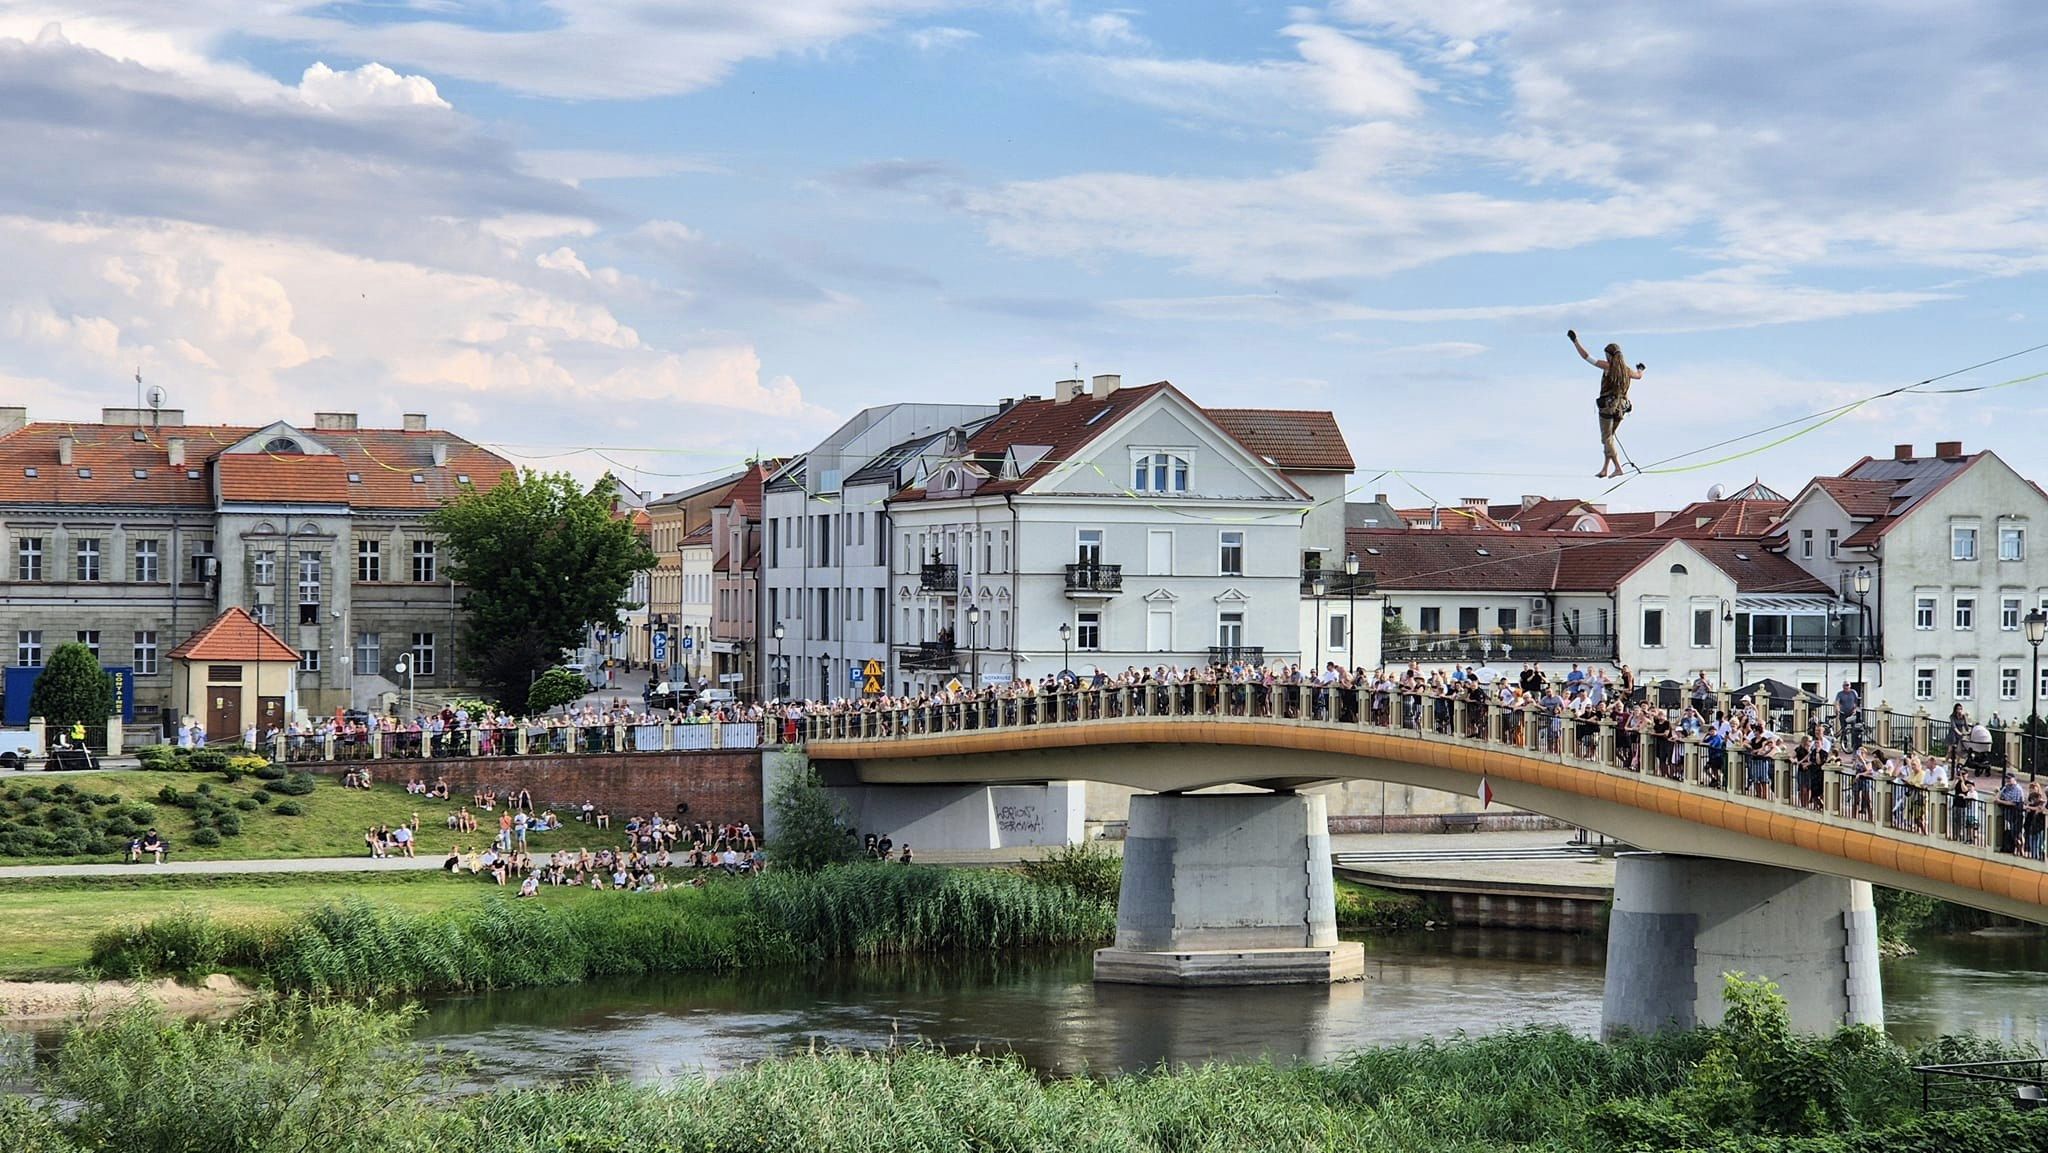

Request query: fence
[{"left": 275, "top": 720, "right": 762, "bottom": 764}]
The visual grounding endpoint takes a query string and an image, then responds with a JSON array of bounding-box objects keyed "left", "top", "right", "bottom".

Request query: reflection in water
[{"left": 1882, "top": 931, "right": 2048, "bottom": 1050}]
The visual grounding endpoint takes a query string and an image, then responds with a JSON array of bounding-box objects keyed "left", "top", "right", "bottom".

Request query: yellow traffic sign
[
  {"left": 862, "top": 659, "right": 884, "bottom": 677},
  {"left": 862, "top": 675, "right": 883, "bottom": 695}
]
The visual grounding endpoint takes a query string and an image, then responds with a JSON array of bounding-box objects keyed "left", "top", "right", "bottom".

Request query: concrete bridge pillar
[
  {"left": 1601, "top": 853, "right": 1882, "bottom": 1037},
  {"left": 1094, "top": 792, "right": 1364, "bottom": 986}
]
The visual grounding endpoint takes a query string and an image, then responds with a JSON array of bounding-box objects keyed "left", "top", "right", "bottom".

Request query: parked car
[{"left": 644, "top": 681, "right": 694, "bottom": 710}]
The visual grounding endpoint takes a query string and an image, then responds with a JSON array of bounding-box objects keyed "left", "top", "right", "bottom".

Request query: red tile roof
[
  {"left": 0, "top": 422, "right": 512, "bottom": 509},
  {"left": 1812, "top": 477, "right": 1896, "bottom": 518},
  {"left": 1687, "top": 541, "right": 1832, "bottom": 594},
  {"left": 892, "top": 383, "right": 1169, "bottom": 501},
  {"left": 1653, "top": 498, "right": 1788, "bottom": 539},
  {"left": 1205, "top": 409, "right": 1355, "bottom": 471},
  {"left": 719, "top": 458, "right": 786, "bottom": 519},
  {"left": 165, "top": 607, "right": 301, "bottom": 663},
  {"left": 1348, "top": 529, "right": 1823, "bottom": 594}
]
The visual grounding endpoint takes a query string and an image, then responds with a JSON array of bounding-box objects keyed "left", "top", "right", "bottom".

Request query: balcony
[
  {"left": 1383, "top": 631, "right": 1618, "bottom": 663},
  {"left": 919, "top": 563, "right": 958, "bottom": 593},
  {"left": 1736, "top": 634, "right": 1883, "bottom": 658},
  {"left": 1301, "top": 569, "right": 1378, "bottom": 595},
  {"left": 1064, "top": 563, "right": 1124, "bottom": 596},
  {"left": 1207, "top": 645, "right": 1264, "bottom": 666},
  {"left": 898, "top": 641, "right": 957, "bottom": 671}
]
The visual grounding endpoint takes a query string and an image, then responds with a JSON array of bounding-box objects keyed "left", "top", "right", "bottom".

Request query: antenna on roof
[{"left": 1706, "top": 483, "right": 1725, "bottom": 501}]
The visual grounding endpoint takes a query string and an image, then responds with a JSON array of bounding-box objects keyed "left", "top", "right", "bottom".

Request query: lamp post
[
  {"left": 2027, "top": 608, "right": 2046, "bottom": 781},
  {"left": 1851, "top": 565, "right": 1872, "bottom": 722},
  {"left": 967, "top": 604, "right": 982, "bottom": 691},
  {"left": 1719, "top": 600, "right": 1734, "bottom": 694},
  {"left": 1059, "top": 621, "right": 1072, "bottom": 679},
  {"left": 393, "top": 655, "right": 414, "bottom": 719},
  {"left": 1311, "top": 577, "right": 1327, "bottom": 667},
  {"left": 772, "top": 623, "right": 786, "bottom": 700},
  {"left": 1345, "top": 552, "right": 1360, "bottom": 667}
]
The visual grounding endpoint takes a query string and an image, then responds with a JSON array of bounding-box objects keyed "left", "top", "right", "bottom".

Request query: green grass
[
  {"left": 0, "top": 871, "right": 576, "bottom": 979},
  {"left": 1333, "top": 877, "right": 1428, "bottom": 931},
  {"left": 0, "top": 770, "right": 595, "bottom": 864}
]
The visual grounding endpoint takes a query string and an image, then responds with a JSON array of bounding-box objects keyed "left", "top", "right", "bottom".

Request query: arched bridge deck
[{"left": 803, "top": 685, "right": 2048, "bottom": 924}]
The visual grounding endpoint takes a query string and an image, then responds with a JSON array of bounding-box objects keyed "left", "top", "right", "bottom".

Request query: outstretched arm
[
  {"left": 1568, "top": 330, "right": 1608, "bottom": 370},
  {"left": 1630, "top": 361, "right": 1646, "bottom": 381}
]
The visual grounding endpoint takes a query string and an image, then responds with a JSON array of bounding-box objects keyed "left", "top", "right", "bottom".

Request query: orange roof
[
  {"left": 165, "top": 607, "right": 301, "bottom": 663},
  {"left": 0, "top": 421, "right": 512, "bottom": 509},
  {"left": 1206, "top": 409, "right": 1355, "bottom": 471}
]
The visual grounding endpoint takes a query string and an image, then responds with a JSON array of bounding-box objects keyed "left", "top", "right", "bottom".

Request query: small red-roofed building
[{"left": 165, "top": 606, "right": 302, "bottom": 742}]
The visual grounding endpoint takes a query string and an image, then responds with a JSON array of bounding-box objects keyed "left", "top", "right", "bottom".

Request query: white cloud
[
  {"left": 536, "top": 246, "right": 592, "bottom": 278},
  {"left": 908, "top": 25, "right": 979, "bottom": 52},
  {"left": 295, "top": 61, "right": 448, "bottom": 110},
  {"left": 1282, "top": 22, "right": 1425, "bottom": 119}
]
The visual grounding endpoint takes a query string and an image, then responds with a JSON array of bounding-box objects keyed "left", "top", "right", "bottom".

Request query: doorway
[
  {"left": 259, "top": 696, "right": 286, "bottom": 735},
  {"left": 207, "top": 686, "right": 243, "bottom": 742}
]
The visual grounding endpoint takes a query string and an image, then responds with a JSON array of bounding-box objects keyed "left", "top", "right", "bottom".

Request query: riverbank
[{"left": 0, "top": 973, "right": 254, "bottom": 1021}]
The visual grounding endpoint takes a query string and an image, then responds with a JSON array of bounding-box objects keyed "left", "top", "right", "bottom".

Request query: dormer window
[
  {"left": 943, "top": 468, "right": 959, "bottom": 489},
  {"left": 1132, "top": 452, "right": 1190, "bottom": 493},
  {"left": 263, "top": 437, "right": 302, "bottom": 454}
]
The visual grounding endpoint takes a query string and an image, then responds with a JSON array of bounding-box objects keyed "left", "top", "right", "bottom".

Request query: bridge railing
[
  {"left": 801, "top": 684, "right": 2048, "bottom": 870},
  {"left": 269, "top": 720, "right": 763, "bottom": 765}
]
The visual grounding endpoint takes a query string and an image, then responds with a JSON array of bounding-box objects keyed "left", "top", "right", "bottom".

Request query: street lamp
[
  {"left": 1058, "top": 621, "right": 1072, "bottom": 679},
  {"left": 2027, "top": 608, "right": 2046, "bottom": 780},
  {"left": 966, "top": 604, "right": 982, "bottom": 691},
  {"left": 393, "top": 655, "right": 414, "bottom": 719},
  {"left": 1345, "top": 552, "right": 1360, "bottom": 668},
  {"left": 1311, "top": 576, "right": 1327, "bottom": 667},
  {"left": 771, "top": 623, "right": 786, "bottom": 700},
  {"left": 1851, "top": 565, "right": 1872, "bottom": 719}
]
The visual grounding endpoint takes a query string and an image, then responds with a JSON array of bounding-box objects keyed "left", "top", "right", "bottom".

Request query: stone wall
[{"left": 301, "top": 749, "right": 765, "bottom": 826}]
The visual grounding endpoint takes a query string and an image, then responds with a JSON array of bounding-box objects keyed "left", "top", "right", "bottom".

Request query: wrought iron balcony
[
  {"left": 1383, "top": 631, "right": 1618, "bottom": 663},
  {"left": 919, "top": 563, "right": 958, "bottom": 593},
  {"left": 1301, "top": 569, "right": 1378, "bottom": 595},
  {"left": 1207, "top": 645, "right": 1265, "bottom": 666},
  {"left": 1064, "top": 563, "right": 1124, "bottom": 595},
  {"left": 898, "top": 641, "right": 958, "bottom": 671},
  {"left": 1736, "top": 634, "right": 1883, "bottom": 658}
]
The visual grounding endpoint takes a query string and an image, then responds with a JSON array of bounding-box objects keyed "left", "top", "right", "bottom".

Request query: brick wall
[{"left": 302, "top": 750, "right": 765, "bottom": 826}]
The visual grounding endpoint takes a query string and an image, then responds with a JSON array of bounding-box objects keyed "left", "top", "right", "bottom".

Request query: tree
[
  {"left": 766, "top": 752, "right": 862, "bottom": 872},
  {"left": 29, "top": 642, "right": 114, "bottom": 735},
  {"left": 526, "top": 667, "right": 589, "bottom": 715},
  {"left": 428, "top": 470, "right": 655, "bottom": 707}
]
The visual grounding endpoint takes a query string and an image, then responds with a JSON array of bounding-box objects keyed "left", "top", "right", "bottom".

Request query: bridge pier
[
  {"left": 1601, "top": 852, "right": 1882, "bottom": 1037},
  {"left": 1094, "top": 792, "right": 1364, "bottom": 986}
]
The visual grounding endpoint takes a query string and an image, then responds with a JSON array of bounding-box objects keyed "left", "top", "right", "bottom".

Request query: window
[
  {"left": 1915, "top": 596, "right": 1936, "bottom": 630},
  {"left": 1498, "top": 607, "right": 1518, "bottom": 632},
  {"left": 250, "top": 603, "right": 273, "bottom": 627},
  {"left": 1132, "top": 453, "right": 1190, "bottom": 493},
  {"left": 1955, "top": 667, "right": 1975, "bottom": 702},
  {"left": 1800, "top": 529, "right": 1813, "bottom": 559},
  {"left": 74, "top": 537, "right": 101, "bottom": 582},
  {"left": 2002, "top": 667, "right": 2021, "bottom": 701},
  {"left": 14, "top": 536, "right": 41, "bottom": 581},
  {"left": 75, "top": 630, "right": 99, "bottom": 659},
  {"left": 409, "top": 632, "right": 436, "bottom": 677},
  {"left": 356, "top": 539, "right": 381, "bottom": 583},
  {"left": 1641, "top": 607, "right": 1665, "bottom": 648},
  {"left": 1219, "top": 531, "right": 1244, "bottom": 576},
  {"left": 190, "top": 540, "right": 214, "bottom": 582},
  {"left": 1329, "top": 614, "right": 1347, "bottom": 651},
  {"left": 354, "top": 632, "right": 380, "bottom": 675},
  {"left": 2002, "top": 526, "right": 2026, "bottom": 562},
  {"left": 133, "top": 539, "right": 159, "bottom": 583},
  {"left": 133, "top": 631, "right": 157, "bottom": 676},
  {"left": 299, "top": 648, "right": 321, "bottom": 675},
  {"left": 254, "top": 550, "right": 275, "bottom": 586},
  {"left": 1915, "top": 667, "right": 1936, "bottom": 701},
  {"left": 1218, "top": 610, "right": 1245, "bottom": 648},
  {"left": 2004, "top": 597, "right": 2023, "bottom": 631},
  {"left": 297, "top": 551, "right": 321, "bottom": 606},
  {"left": 2040, "top": 665, "right": 2048, "bottom": 704},
  {"left": 1693, "top": 607, "right": 1714, "bottom": 647},
  {"left": 1953, "top": 525, "right": 1978, "bottom": 560},
  {"left": 1457, "top": 606, "right": 1480, "bottom": 635},
  {"left": 1826, "top": 528, "right": 1839, "bottom": 558},
  {"left": 1955, "top": 597, "right": 1975, "bottom": 630},
  {"left": 15, "top": 630, "right": 41, "bottom": 666},
  {"left": 1419, "top": 606, "right": 1442, "bottom": 634},
  {"left": 1075, "top": 611, "right": 1101, "bottom": 651},
  {"left": 1076, "top": 529, "right": 1103, "bottom": 566},
  {"left": 411, "top": 540, "right": 437, "bottom": 583}
]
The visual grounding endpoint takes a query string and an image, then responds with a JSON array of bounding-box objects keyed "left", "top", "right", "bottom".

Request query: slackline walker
[{"left": 1568, "top": 329, "right": 1647, "bottom": 479}]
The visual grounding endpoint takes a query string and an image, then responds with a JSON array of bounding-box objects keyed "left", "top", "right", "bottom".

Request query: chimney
[
  {"left": 1893, "top": 443, "right": 1914, "bottom": 461},
  {"left": 430, "top": 442, "right": 448, "bottom": 468},
  {"left": 1374, "top": 493, "right": 1388, "bottom": 504},
  {"left": 57, "top": 433, "right": 74, "bottom": 465},
  {"left": 167, "top": 437, "right": 185, "bottom": 467},
  {"left": 1935, "top": 439, "right": 1964, "bottom": 459},
  {"left": 1459, "top": 496, "right": 1487, "bottom": 509},
  {"left": 0, "top": 407, "right": 24, "bottom": 438},
  {"left": 1053, "top": 378, "right": 1085, "bottom": 404},
  {"left": 403, "top": 413, "right": 429, "bottom": 432},
  {"left": 314, "top": 412, "right": 359, "bottom": 431},
  {"left": 1522, "top": 494, "right": 1542, "bottom": 509},
  {"left": 1090, "top": 373, "right": 1121, "bottom": 399}
]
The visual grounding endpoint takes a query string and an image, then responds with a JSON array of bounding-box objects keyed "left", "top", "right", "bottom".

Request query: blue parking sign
[{"left": 652, "top": 631, "right": 668, "bottom": 662}]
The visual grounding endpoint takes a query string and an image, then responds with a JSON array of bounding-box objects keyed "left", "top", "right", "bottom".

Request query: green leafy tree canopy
[
  {"left": 767, "top": 752, "right": 863, "bottom": 872},
  {"left": 29, "top": 641, "right": 115, "bottom": 733},
  {"left": 428, "top": 469, "right": 655, "bottom": 707},
  {"left": 526, "top": 667, "right": 589, "bottom": 715}
]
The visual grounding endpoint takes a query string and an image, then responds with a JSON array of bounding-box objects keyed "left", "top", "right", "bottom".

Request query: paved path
[{"left": 0, "top": 855, "right": 444, "bottom": 880}]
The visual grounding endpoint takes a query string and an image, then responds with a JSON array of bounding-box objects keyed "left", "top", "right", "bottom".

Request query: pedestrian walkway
[{"left": 0, "top": 855, "right": 443, "bottom": 880}]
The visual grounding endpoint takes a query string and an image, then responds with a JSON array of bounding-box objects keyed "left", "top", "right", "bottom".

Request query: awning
[{"left": 1735, "top": 594, "right": 1842, "bottom": 614}]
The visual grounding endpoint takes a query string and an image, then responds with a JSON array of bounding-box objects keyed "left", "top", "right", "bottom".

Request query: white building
[
  {"left": 760, "top": 403, "right": 998, "bottom": 701},
  {"left": 676, "top": 521, "right": 715, "bottom": 688},
  {"left": 1769, "top": 440, "right": 2048, "bottom": 719},
  {"left": 885, "top": 376, "right": 1350, "bottom": 693}
]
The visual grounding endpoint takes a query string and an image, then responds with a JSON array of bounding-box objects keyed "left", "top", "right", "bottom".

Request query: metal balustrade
[
  {"left": 265, "top": 720, "right": 764, "bottom": 764},
  {"left": 800, "top": 684, "right": 2048, "bottom": 875}
]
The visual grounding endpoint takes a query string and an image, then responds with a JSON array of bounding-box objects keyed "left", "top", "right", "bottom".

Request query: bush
[
  {"left": 254, "top": 764, "right": 288, "bottom": 782},
  {"left": 27, "top": 641, "right": 114, "bottom": 739},
  {"left": 270, "top": 773, "right": 318, "bottom": 797},
  {"left": 156, "top": 786, "right": 182, "bottom": 807},
  {"left": 526, "top": 667, "right": 590, "bottom": 714},
  {"left": 214, "top": 812, "right": 242, "bottom": 837},
  {"left": 235, "top": 798, "right": 261, "bottom": 812},
  {"left": 136, "top": 744, "right": 182, "bottom": 772},
  {"left": 1019, "top": 842, "right": 1123, "bottom": 903},
  {"left": 273, "top": 801, "right": 304, "bottom": 816},
  {"left": 188, "top": 749, "right": 230, "bottom": 774},
  {"left": 189, "top": 828, "right": 221, "bottom": 847},
  {"left": 765, "top": 753, "right": 861, "bottom": 873},
  {"left": 248, "top": 790, "right": 271, "bottom": 805}
]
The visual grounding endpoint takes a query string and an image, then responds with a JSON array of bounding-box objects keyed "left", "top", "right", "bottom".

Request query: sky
[{"left": 6, "top": 1, "right": 2048, "bottom": 512}]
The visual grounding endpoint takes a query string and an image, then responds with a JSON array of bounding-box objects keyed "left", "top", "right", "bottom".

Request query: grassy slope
[
  {"left": 0, "top": 770, "right": 607, "bottom": 864},
  {"left": 0, "top": 872, "right": 607, "bottom": 979}
]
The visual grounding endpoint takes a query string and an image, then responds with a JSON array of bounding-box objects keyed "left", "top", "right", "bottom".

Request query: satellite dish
[
  {"left": 146, "top": 384, "right": 167, "bottom": 410},
  {"left": 1706, "top": 483, "right": 1725, "bottom": 502}
]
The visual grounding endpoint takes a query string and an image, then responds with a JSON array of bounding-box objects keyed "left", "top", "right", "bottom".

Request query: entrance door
[
  {"left": 258, "top": 696, "right": 286, "bottom": 735},
  {"left": 1147, "top": 609, "right": 1173, "bottom": 652},
  {"left": 207, "top": 686, "right": 242, "bottom": 742}
]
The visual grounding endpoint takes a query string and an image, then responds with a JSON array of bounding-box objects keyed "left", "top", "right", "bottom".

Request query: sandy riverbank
[{"left": 0, "top": 974, "right": 254, "bottom": 1022}]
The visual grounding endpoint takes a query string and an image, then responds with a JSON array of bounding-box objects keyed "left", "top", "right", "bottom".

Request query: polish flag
[{"left": 1478, "top": 777, "right": 1495, "bottom": 809}]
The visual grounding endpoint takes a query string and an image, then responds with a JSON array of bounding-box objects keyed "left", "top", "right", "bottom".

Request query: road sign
[
  {"left": 848, "top": 665, "right": 863, "bottom": 686},
  {"left": 862, "top": 675, "right": 883, "bottom": 695},
  {"left": 718, "top": 673, "right": 743, "bottom": 683},
  {"left": 681, "top": 635, "right": 694, "bottom": 649},
  {"left": 651, "top": 631, "right": 668, "bottom": 663},
  {"left": 862, "top": 659, "right": 884, "bottom": 677}
]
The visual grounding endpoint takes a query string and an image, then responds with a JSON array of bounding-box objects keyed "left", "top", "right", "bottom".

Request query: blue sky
[{"left": 5, "top": 1, "right": 2048, "bottom": 510}]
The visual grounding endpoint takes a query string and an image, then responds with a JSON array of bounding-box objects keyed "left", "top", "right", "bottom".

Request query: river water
[{"left": 410, "top": 929, "right": 2048, "bottom": 1084}]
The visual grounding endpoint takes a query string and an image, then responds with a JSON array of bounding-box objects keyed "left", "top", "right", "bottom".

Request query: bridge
[{"left": 803, "top": 684, "right": 2048, "bottom": 1035}]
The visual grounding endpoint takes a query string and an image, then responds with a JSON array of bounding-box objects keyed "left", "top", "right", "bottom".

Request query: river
[{"left": 408, "top": 928, "right": 2048, "bottom": 1084}]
